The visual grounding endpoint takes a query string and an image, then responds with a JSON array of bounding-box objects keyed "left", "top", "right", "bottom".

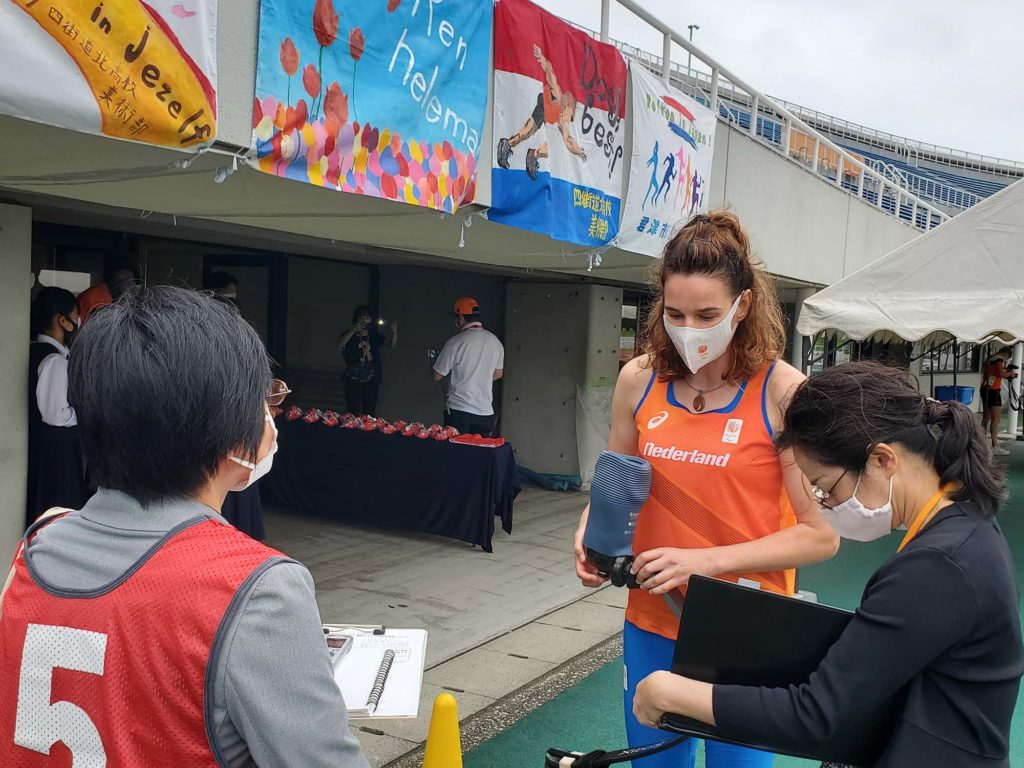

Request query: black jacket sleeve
[{"left": 712, "top": 547, "right": 975, "bottom": 751}]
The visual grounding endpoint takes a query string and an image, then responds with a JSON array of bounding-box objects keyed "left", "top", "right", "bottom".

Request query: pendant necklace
[{"left": 680, "top": 377, "right": 730, "bottom": 413}]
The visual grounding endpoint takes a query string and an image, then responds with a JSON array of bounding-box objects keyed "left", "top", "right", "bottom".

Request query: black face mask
[{"left": 61, "top": 315, "right": 79, "bottom": 347}]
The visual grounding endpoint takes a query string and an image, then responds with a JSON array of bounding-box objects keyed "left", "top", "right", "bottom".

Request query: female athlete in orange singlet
[{"left": 573, "top": 211, "right": 839, "bottom": 768}]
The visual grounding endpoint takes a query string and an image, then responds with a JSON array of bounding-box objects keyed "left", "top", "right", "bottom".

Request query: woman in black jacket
[{"left": 633, "top": 361, "right": 1023, "bottom": 767}]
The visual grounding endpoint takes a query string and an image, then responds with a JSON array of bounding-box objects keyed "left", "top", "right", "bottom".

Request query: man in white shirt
[{"left": 432, "top": 297, "right": 505, "bottom": 436}]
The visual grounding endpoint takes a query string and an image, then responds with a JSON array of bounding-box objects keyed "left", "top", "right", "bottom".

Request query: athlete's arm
[
  {"left": 560, "top": 122, "right": 587, "bottom": 160},
  {"left": 532, "top": 44, "right": 561, "bottom": 99},
  {"left": 632, "top": 362, "right": 839, "bottom": 594},
  {"left": 214, "top": 561, "right": 370, "bottom": 768},
  {"left": 574, "top": 357, "right": 651, "bottom": 587}
]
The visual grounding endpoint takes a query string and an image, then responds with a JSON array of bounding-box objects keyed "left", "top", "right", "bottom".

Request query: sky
[{"left": 537, "top": 0, "right": 1024, "bottom": 163}]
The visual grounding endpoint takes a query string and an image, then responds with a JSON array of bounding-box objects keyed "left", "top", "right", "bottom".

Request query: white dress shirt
[{"left": 35, "top": 334, "right": 77, "bottom": 427}]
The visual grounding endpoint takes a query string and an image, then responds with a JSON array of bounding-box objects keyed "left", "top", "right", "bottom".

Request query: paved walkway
[{"left": 263, "top": 486, "right": 627, "bottom": 766}]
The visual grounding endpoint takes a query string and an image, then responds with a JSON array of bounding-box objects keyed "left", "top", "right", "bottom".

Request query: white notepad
[{"left": 324, "top": 625, "right": 428, "bottom": 720}]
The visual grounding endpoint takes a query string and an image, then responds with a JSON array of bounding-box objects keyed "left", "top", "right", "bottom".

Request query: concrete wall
[
  {"left": 706, "top": 125, "right": 920, "bottom": 284},
  {"left": 218, "top": 0, "right": 261, "bottom": 148},
  {"left": 502, "top": 284, "right": 623, "bottom": 477},
  {"left": 287, "top": 256, "right": 372, "bottom": 371},
  {"left": 378, "top": 266, "right": 507, "bottom": 425},
  {"left": 0, "top": 205, "right": 32, "bottom": 562}
]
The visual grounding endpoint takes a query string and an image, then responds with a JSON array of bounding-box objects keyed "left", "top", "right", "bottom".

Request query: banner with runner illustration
[
  {"left": 618, "top": 64, "right": 716, "bottom": 256},
  {"left": 253, "top": 0, "right": 491, "bottom": 212},
  {"left": 0, "top": 0, "right": 217, "bottom": 148},
  {"left": 490, "top": 0, "right": 627, "bottom": 247}
]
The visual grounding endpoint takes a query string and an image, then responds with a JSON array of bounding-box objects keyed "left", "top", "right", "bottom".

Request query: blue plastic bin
[{"left": 934, "top": 385, "right": 974, "bottom": 405}]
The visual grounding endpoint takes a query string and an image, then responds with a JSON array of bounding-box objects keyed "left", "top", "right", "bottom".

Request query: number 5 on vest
[{"left": 15, "top": 623, "right": 108, "bottom": 766}]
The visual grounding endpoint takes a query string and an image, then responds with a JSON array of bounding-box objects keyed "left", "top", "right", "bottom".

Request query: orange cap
[{"left": 453, "top": 297, "right": 479, "bottom": 316}]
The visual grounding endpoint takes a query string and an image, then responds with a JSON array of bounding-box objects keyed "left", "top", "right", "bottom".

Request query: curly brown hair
[{"left": 642, "top": 210, "right": 787, "bottom": 383}]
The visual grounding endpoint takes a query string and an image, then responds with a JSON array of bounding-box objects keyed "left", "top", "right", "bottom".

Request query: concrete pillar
[
  {"left": 789, "top": 287, "right": 816, "bottom": 374},
  {"left": 0, "top": 205, "right": 32, "bottom": 562},
  {"left": 502, "top": 283, "right": 622, "bottom": 478},
  {"left": 1008, "top": 343, "right": 1022, "bottom": 438}
]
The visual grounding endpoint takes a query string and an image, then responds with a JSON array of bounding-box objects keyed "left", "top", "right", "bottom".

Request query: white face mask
[
  {"left": 663, "top": 294, "right": 743, "bottom": 374},
  {"left": 229, "top": 413, "right": 278, "bottom": 492},
  {"left": 820, "top": 474, "right": 894, "bottom": 542}
]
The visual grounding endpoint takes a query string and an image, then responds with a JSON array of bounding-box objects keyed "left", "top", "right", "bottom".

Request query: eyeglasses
[
  {"left": 266, "top": 379, "right": 291, "bottom": 406},
  {"left": 810, "top": 469, "right": 850, "bottom": 510}
]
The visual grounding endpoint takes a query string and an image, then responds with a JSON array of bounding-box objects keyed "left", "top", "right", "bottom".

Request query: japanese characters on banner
[
  {"left": 490, "top": 0, "right": 627, "bottom": 247},
  {"left": 618, "top": 64, "right": 716, "bottom": 256},
  {"left": 253, "top": 0, "right": 491, "bottom": 213},
  {"left": 0, "top": 0, "right": 217, "bottom": 148}
]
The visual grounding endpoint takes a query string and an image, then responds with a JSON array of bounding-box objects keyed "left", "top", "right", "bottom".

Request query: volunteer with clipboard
[{"left": 634, "top": 362, "right": 1023, "bottom": 767}]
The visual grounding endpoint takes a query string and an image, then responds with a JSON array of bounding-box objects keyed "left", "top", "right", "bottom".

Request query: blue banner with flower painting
[{"left": 253, "top": 0, "right": 492, "bottom": 212}]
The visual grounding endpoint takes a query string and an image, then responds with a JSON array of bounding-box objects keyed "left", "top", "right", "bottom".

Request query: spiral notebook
[{"left": 324, "top": 625, "right": 428, "bottom": 720}]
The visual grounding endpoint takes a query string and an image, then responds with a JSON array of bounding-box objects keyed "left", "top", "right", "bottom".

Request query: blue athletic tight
[{"left": 623, "top": 621, "right": 774, "bottom": 768}]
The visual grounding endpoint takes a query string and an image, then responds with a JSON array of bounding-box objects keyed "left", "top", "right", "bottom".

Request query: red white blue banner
[
  {"left": 489, "top": 0, "right": 627, "bottom": 247},
  {"left": 618, "top": 64, "right": 717, "bottom": 256}
]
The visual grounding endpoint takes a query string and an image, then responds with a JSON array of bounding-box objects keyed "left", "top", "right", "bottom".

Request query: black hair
[
  {"left": 205, "top": 271, "right": 239, "bottom": 293},
  {"left": 777, "top": 361, "right": 1006, "bottom": 517},
  {"left": 31, "top": 287, "right": 77, "bottom": 337},
  {"left": 461, "top": 313, "right": 481, "bottom": 323},
  {"left": 352, "top": 304, "right": 373, "bottom": 323},
  {"left": 68, "top": 286, "right": 271, "bottom": 505},
  {"left": 103, "top": 262, "right": 137, "bottom": 285}
]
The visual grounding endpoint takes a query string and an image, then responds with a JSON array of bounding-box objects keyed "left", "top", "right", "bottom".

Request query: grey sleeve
[{"left": 212, "top": 560, "right": 370, "bottom": 768}]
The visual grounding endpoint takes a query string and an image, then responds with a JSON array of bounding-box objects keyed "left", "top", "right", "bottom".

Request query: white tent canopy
[{"left": 798, "top": 178, "right": 1024, "bottom": 344}]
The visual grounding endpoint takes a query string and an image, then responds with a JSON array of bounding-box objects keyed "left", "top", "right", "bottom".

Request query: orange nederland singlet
[{"left": 627, "top": 362, "right": 797, "bottom": 639}]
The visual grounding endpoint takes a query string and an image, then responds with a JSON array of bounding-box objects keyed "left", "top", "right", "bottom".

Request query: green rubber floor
[{"left": 465, "top": 451, "right": 1024, "bottom": 768}]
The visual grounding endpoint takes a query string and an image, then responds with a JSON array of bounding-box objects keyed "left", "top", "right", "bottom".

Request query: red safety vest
[{"left": 0, "top": 515, "right": 286, "bottom": 767}]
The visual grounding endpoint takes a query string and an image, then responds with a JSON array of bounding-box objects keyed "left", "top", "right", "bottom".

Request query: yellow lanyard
[{"left": 897, "top": 488, "right": 950, "bottom": 552}]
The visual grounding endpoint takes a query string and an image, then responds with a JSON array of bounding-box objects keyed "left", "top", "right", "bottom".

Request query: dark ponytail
[
  {"left": 922, "top": 398, "right": 1006, "bottom": 514},
  {"left": 777, "top": 361, "right": 1006, "bottom": 517},
  {"left": 31, "top": 287, "right": 77, "bottom": 337}
]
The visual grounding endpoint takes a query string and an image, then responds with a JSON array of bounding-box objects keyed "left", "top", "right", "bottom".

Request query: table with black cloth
[{"left": 261, "top": 419, "right": 519, "bottom": 551}]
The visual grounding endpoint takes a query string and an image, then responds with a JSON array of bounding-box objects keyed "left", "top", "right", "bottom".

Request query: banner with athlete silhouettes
[
  {"left": 618, "top": 63, "right": 716, "bottom": 257},
  {"left": 489, "top": 0, "right": 627, "bottom": 247}
]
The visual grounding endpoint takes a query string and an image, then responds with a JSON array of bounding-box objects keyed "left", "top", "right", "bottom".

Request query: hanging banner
[
  {"left": 619, "top": 64, "right": 717, "bottom": 256},
  {"left": 253, "top": 0, "right": 491, "bottom": 213},
  {"left": 0, "top": 0, "right": 217, "bottom": 148},
  {"left": 490, "top": 0, "right": 627, "bottom": 247}
]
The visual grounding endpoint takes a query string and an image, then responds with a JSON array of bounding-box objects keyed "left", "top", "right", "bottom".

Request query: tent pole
[
  {"left": 952, "top": 338, "right": 958, "bottom": 394},
  {"left": 930, "top": 341, "right": 936, "bottom": 398},
  {"left": 1009, "top": 343, "right": 1022, "bottom": 439}
]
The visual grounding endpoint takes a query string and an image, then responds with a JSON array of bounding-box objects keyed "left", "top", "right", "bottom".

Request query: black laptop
[{"left": 660, "top": 575, "right": 902, "bottom": 766}]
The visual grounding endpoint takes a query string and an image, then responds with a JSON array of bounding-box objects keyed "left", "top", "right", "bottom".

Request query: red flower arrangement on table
[{"left": 282, "top": 405, "right": 460, "bottom": 441}]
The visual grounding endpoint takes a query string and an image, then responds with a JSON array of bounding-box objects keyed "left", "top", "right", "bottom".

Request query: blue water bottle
[{"left": 583, "top": 450, "right": 651, "bottom": 588}]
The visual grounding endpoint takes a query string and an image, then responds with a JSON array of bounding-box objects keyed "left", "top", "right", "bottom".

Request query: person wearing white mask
[
  {"left": 634, "top": 361, "right": 1023, "bottom": 768},
  {"left": 572, "top": 211, "right": 838, "bottom": 768},
  {"left": 206, "top": 270, "right": 276, "bottom": 539},
  {"left": 0, "top": 287, "right": 369, "bottom": 768}
]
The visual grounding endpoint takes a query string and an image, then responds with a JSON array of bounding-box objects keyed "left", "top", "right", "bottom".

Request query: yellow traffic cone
[{"left": 423, "top": 691, "right": 462, "bottom": 768}]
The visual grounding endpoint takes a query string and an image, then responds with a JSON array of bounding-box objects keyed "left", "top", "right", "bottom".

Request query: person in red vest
[
  {"left": 1, "top": 286, "right": 369, "bottom": 767},
  {"left": 76, "top": 263, "right": 138, "bottom": 324}
]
